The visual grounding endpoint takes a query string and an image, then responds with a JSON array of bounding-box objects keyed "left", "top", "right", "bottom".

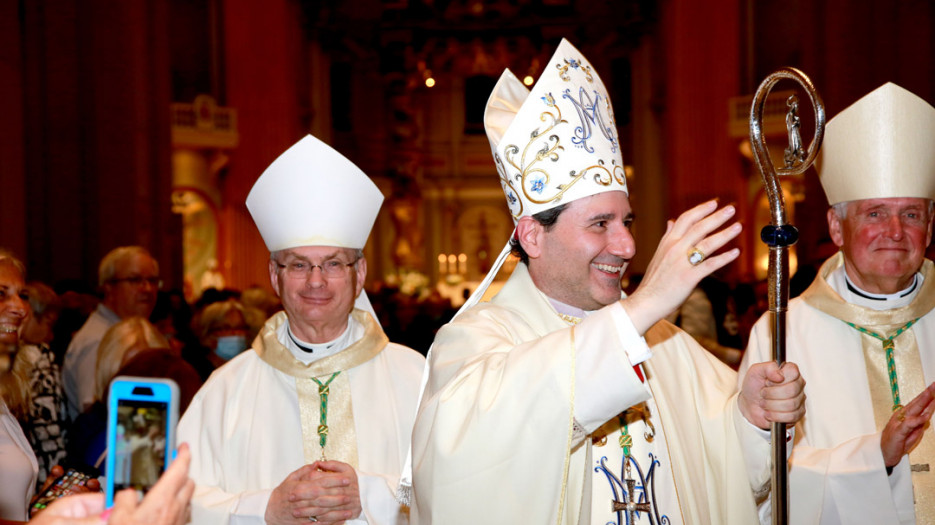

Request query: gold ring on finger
[
  {"left": 895, "top": 405, "right": 907, "bottom": 422},
  {"left": 687, "top": 247, "right": 706, "bottom": 266}
]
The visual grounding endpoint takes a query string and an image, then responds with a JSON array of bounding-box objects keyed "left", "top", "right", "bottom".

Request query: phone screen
[{"left": 111, "top": 399, "right": 169, "bottom": 493}]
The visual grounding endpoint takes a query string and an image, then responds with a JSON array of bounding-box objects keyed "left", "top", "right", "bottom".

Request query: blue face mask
[{"left": 214, "top": 335, "right": 247, "bottom": 361}]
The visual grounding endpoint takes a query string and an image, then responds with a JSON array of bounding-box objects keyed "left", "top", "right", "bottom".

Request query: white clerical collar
[
  {"left": 829, "top": 263, "right": 922, "bottom": 311},
  {"left": 546, "top": 296, "right": 594, "bottom": 323},
  {"left": 276, "top": 314, "right": 364, "bottom": 365}
]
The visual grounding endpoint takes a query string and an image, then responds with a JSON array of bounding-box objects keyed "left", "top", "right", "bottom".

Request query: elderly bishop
[
  {"left": 741, "top": 82, "right": 935, "bottom": 524},
  {"left": 178, "top": 135, "right": 425, "bottom": 524}
]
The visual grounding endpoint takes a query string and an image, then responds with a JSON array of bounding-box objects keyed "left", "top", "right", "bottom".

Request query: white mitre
[
  {"left": 455, "top": 39, "right": 629, "bottom": 315},
  {"left": 818, "top": 82, "right": 935, "bottom": 205},
  {"left": 485, "top": 38, "right": 628, "bottom": 222},
  {"left": 246, "top": 134, "right": 384, "bottom": 251},
  {"left": 246, "top": 134, "right": 384, "bottom": 317}
]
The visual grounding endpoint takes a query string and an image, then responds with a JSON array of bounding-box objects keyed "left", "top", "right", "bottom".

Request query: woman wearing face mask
[
  {"left": 188, "top": 299, "right": 249, "bottom": 380},
  {"left": 0, "top": 249, "right": 39, "bottom": 521}
]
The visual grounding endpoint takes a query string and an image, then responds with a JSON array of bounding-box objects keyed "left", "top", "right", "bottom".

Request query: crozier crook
[{"left": 749, "top": 67, "right": 825, "bottom": 525}]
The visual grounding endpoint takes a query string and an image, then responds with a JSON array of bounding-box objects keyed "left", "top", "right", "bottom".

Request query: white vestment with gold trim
[
  {"left": 178, "top": 310, "right": 425, "bottom": 524},
  {"left": 411, "top": 264, "right": 769, "bottom": 524},
  {"left": 742, "top": 253, "right": 935, "bottom": 525}
]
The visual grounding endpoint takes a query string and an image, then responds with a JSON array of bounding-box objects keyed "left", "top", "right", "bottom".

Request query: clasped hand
[{"left": 266, "top": 460, "right": 362, "bottom": 525}]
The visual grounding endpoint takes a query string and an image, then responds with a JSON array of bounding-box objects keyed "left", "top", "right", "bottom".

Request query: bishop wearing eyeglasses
[{"left": 178, "top": 135, "right": 425, "bottom": 525}]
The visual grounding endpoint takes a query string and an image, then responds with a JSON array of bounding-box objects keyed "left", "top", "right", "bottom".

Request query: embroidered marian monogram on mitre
[{"left": 491, "top": 41, "right": 627, "bottom": 221}]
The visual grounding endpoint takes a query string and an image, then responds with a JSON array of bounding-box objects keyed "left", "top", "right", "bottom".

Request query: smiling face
[
  {"left": 268, "top": 245, "right": 366, "bottom": 343},
  {"left": 828, "top": 197, "right": 934, "bottom": 294},
  {"left": 518, "top": 191, "right": 635, "bottom": 311},
  {"left": 0, "top": 259, "right": 28, "bottom": 371}
]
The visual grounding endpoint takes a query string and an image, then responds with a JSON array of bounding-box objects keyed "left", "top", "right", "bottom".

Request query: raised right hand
[{"left": 623, "top": 200, "right": 742, "bottom": 335}]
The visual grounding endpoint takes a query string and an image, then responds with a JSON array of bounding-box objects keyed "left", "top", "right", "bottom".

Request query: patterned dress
[{"left": 17, "top": 343, "right": 68, "bottom": 485}]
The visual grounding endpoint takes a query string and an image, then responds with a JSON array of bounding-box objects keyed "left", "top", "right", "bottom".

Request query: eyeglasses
[
  {"left": 276, "top": 258, "right": 358, "bottom": 280},
  {"left": 110, "top": 276, "right": 162, "bottom": 288}
]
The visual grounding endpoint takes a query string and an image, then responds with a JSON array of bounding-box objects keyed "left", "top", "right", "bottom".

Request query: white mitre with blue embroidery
[
  {"left": 484, "top": 38, "right": 628, "bottom": 221},
  {"left": 246, "top": 134, "right": 384, "bottom": 251},
  {"left": 818, "top": 82, "right": 935, "bottom": 205}
]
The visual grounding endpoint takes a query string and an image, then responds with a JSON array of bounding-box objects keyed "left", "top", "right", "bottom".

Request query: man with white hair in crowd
[
  {"left": 63, "top": 246, "right": 160, "bottom": 420},
  {"left": 179, "top": 135, "right": 425, "bottom": 524}
]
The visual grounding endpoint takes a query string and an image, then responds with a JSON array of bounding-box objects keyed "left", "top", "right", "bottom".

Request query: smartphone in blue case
[{"left": 104, "top": 376, "right": 180, "bottom": 507}]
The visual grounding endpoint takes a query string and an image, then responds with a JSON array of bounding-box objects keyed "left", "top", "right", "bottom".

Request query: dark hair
[{"left": 509, "top": 203, "right": 570, "bottom": 265}]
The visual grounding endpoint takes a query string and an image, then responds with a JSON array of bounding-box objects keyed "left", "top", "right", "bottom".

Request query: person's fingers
[
  {"left": 693, "top": 247, "right": 742, "bottom": 274},
  {"left": 297, "top": 507, "right": 358, "bottom": 523},
  {"left": 39, "top": 493, "right": 107, "bottom": 520},
  {"left": 760, "top": 383, "right": 806, "bottom": 405},
  {"left": 290, "top": 463, "right": 320, "bottom": 482},
  {"left": 777, "top": 362, "right": 801, "bottom": 384},
  {"left": 763, "top": 401, "right": 806, "bottom": 422},
  {"left": 764, "top": 409, "right": 805, "bottom": 424},
  {"left": 85, "top": 478, "right": 102, "bottom": 492},
  {"left": 315, "top": 460, "right": 354, "bottom": 474},
  {"left": 107, "top": 488, "right": 140, "bottom": 523},
  {"left": 751, "top": 361, "right": 785, "bottom": 385},
  {"left": 761, "top": 398, "right": 804, "bottom": 415},
  {"left": 679, "top": 205, "right": 738, "bottom": 251},
  {"left": 149, "top": 444, "right": 191, "bottom": 497},
  {"left": 666, "top": 200, "right": 720, "bottom": 239},
  {"left": 905, "top": 383, "right": 935, "bottom": 416},
  {"left": 176, "top": 478, "right": 195, "bottom": 510},
  {"left": 694, "top": 221, "right": 742, "bottom": 255},
  {"left": 920, "top": 397, "right": 935, "bottom": 421},
  {"left": 37, "top": 465, "right": 67, "bottom": 496},
  {"left": 292, "top": 493, "right": 353, "bottom": 514},
  {"left": 290, "top": 477, "right": 352, "bottom": 504},
  {"left": 904, "top": 425, "right": 928, "bottom": 451}
]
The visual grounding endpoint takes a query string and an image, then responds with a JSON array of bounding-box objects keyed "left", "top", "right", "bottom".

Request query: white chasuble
[
  {"left": 178, "top": 310, "right": 425, "bottom": 525},
  {"left": 741, "top": 253, "right": 935, "bottom": 525},
  {"left": 411, "top": 264, "right": 768, "bottom": 525}
]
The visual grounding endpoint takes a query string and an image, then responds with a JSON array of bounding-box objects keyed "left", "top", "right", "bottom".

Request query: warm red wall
[
  {"left": 0, "top": 0, "right": 27, "bottom": 260},
  {"left": 219, "top": 0, "right": 307, "bottom": 291},
  {"left": 13, "top": 1, "right": 179, "bottom": 287},
  {"left": 661, "top": 0, "right": 750, "bottom": 278}
]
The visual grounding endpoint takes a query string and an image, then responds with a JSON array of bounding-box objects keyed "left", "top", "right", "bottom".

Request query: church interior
[{"left": 2, "top": 0, "right": 935, "bottom": 352}]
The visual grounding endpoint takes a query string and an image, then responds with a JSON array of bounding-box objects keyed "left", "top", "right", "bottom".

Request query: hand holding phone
[
  {"left": 28, "top": 444, "right": 194, "bottom": 525},
  {"left": 107, "top": 443, "right": 195, "bottom": 525},
  {"left": 105, "top": 376, "right": 180, "bottom": 508}
]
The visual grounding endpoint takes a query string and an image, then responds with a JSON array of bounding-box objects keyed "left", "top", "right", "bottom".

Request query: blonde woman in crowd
[
  {"left": 0, "top": 249, "right": 39, "bottom": 521},
  {"left": 68, "top": 317, "right": 200, "bottom": 475}
]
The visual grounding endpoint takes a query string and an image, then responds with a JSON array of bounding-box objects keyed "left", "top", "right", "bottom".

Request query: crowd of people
[{"left": 1, "top": 38, "right": 933, "bottom": 525}]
